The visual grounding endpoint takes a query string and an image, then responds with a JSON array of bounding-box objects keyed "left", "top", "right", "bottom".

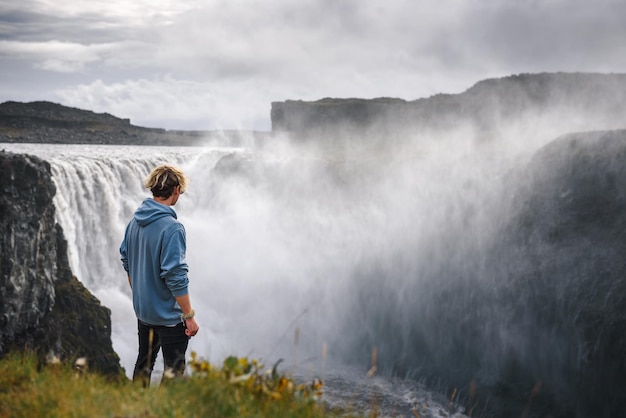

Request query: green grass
[{"left": 0, "top": 351, "right": 345, "bottom": 418}]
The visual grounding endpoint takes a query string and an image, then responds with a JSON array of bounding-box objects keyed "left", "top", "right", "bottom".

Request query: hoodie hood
[{"left": 134, "top": 198, "right": 177, "bottom": 227}]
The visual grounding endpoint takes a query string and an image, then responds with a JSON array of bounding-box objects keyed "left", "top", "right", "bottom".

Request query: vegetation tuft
[{"left": 0, "top": 351, "right": 342, "bottom": 418}]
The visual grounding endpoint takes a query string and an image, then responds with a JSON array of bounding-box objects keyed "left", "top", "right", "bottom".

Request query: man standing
[{"left": 120, "top": 164, "right": 199, "bottom": 386}]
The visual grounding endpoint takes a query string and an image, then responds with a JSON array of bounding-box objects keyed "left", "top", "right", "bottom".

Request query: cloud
[
  {"left": 460, "top": 0, "right": 626, "bottom": 71},
  {"left": 4, "top": 0, "right": 196, "bottom": 24},
  {"left": 156, "top": 1, "right": 471, "bottom": 80},
  {"left": 1, "top": 0, "right": 625, "bottom": 129},
  {"left": 0, "top": 39, "right": 157, "bottom": 74},
  {"left": 0, "top": 40, "right": 101, "bottom": 71},
  {"left": 55, "top": 76, "right": 275, "bottom": 130}
]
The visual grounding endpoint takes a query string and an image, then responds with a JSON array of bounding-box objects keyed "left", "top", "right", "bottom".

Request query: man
[{"left": 120, "top": 164, "right": 199, "bottom": 386}]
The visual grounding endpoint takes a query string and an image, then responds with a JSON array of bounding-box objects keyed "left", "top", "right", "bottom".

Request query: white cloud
[
  {"left": 19, "top": 0, "right": 197, "bottom": 22},
  {"left": 36, "top": 59, "right": 85, "bottom": 73},
  {"left": 2, "top": 0, "right": 626, "bottom": 129},
  {"left": 0, "top": 39, "right": 159, "bottom": 73},
  {"left": 55, "top": 76, "right": 275, "bottom": 130},
  {"left": 0, "top": 40, "right": 104, "bottom": 72},
  {"left": 155, "top": 1, "right": 472, "bottom": 79}
]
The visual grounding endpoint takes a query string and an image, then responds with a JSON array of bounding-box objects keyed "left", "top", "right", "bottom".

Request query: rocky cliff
[
  {"left": 271, "top": 72, "right": 626, "bottom": 142},
  {"left": 0, "top": 151, "right": 121, "bottom": 376},
  {"left": 340, "top": 129, "right": 626, "bottom": 417}
]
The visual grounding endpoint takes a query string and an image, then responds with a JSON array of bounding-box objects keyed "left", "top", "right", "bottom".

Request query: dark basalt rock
[
  {"left": 497, "top": 130, "right": 626, "bottom": 417},
  {"left": 0, "top": 100, "right": 270, "bottom": 146},
  {"left": 0, "top": 151, "right": 122, "bottom": 376},
  {"left": 271, "top": 73, "right": 626, "bottom": 142},
  {"left": 339, "top": 130, "right": 626, "bottom": 417}
]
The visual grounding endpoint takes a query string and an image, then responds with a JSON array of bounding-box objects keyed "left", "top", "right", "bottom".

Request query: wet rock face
[
  {"left": 0, "top": 151, "right": 57, "bottom": 349},
  {"left": 503, "top": 130, "right": 626, "bottom": 417},
  {"left": 0, "top": 151, "right": 121, "bottom": 376},
  {"left": 340, "top": 130, "right": 626, "bottom": 417}
]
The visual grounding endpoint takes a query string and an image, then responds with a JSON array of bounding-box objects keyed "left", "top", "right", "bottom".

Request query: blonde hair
[{"left": 144, "top": 165, "right": 188, "bottom": 198}]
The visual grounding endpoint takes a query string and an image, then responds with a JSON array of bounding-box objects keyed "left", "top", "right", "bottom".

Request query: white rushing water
[{"left": 3, "top": 137, "right": 524, "bottom": 417}]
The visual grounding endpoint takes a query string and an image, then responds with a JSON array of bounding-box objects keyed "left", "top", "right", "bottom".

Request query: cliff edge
[
  {"left": 0, "top": 100, "right": 268, "bottom": 146},
  {"left": 271, "top": 72, "right": 626, "bottom": 142},
  {"left": 0, "top": 151, "right": 122, "bottom": 376}
]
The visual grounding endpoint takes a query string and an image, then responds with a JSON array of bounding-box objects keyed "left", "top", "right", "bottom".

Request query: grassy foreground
[{"left": 0, "top": 351, "right": 340, "bottom": 418}]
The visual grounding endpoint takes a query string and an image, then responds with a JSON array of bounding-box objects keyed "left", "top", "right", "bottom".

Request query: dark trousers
[{"left": 133, "top": 319, "right": 189, "bottom": 387}]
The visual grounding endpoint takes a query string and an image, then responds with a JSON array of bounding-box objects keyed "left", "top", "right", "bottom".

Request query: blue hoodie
[{"left": 120, "top": 198, "right": 189, "bottom": 326}]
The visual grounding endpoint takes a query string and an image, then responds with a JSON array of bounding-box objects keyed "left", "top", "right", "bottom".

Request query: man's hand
[
  {"left": 175, "top": 294, "right": 198, "bottom": 337},
  {"left": 184, "top": 317, "right": 199, "bottom": 337}
]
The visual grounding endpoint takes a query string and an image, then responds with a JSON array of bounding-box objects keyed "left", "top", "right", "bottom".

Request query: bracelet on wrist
[{"left": 181, "top": 310, "right": 195, "bottom": 321}]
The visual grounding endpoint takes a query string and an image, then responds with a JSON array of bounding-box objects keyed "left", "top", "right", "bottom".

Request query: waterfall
[
  {"left": 5, "top": 133, "right": 580, "bottom": 416},
  {"left": 12, "top": 144, "right": 251, "bottom": 375},
  {"left": 2, "top": 135, "right": 515, "bottom": 371}
]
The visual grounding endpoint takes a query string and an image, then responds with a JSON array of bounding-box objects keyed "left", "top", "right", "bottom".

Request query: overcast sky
[{"left": 1, "top": 0, "right": 625, "bottom": 130}]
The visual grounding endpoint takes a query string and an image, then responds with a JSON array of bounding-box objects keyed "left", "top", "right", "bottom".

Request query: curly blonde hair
[{"left": 144, "top": 165, "right": 188, "bottom": 198}]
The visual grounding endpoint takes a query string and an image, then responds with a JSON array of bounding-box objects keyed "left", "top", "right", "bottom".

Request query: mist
[{"left": 3, "top": 72, "right": 626, "bottom": 416}]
